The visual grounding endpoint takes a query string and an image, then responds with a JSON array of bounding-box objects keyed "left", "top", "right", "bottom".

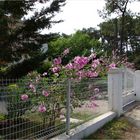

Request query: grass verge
[{"left": 83, "top": 116, "right": 132, "bottom": 139}]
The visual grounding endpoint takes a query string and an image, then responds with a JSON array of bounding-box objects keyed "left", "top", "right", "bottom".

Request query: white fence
[
  {"left": 0, "top": 68, "right": 140, "bottom": 139},
  {"left": 122, "top": 67, "right": 135, "bottom": 108},
  {"left": 108, "top": 68, "right": 140, "bottom": 116},
  {"left": 53, "top": 67, "right": 140, "bottom": 139}
]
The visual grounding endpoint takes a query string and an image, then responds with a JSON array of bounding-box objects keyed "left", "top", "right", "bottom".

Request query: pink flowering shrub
[{"left": 16, "top": 48, "right": 133, "bottom": 126}]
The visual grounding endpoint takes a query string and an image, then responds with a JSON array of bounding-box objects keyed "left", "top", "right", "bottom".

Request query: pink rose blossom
[
  {"left": 42, "top": 90, "right": 49, "bottom": 97},
  {"left": 21, "top": 94, "right": 28, "bottom": 101},
  {"left": 53, "top": 57, "right": 62, "bottom": 65},
  {"left": 38, "top": 105, "right": 46, "bottom": 112}
]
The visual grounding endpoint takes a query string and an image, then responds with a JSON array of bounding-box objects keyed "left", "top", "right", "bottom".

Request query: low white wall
[{"left": 50, "top": 111, "right": 116, "bottom": 140}]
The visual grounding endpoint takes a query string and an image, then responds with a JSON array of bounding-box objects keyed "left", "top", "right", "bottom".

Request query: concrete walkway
[{"left": 124, "top": 102, "right": 140, "bottom": 128}]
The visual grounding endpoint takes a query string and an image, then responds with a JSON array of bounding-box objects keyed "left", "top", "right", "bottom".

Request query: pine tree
[{"left": 0, "top": 0, "right": 65, "bottom": 65}]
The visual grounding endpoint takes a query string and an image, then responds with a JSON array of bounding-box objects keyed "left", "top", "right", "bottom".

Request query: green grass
[
  {"left": 83, "top": 117, "right": 131, "bottom": 139},
  {"left": 0, "top": 112, "right": 64, "bottom": 139},
  {"left": 70, "top": 112, "right": 101, "bottom": 130},
  {"left": 0, "top": 114, "right": 5, "bottom": 121}
]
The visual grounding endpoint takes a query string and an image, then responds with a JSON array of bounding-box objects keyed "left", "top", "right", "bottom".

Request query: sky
[{"left": 41, "top": 0, "right": 140, "bottom": 35}]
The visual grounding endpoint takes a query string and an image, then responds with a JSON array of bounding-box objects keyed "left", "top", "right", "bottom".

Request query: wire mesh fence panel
[
  {"left": 122, "top": 68, "right": 135, "bottom": 94},
  {"left": 0, "top": 78, "right": 67, "bottom": 139},
  {"left": 69, "top": 78, "right": 109, "bottom": 129}
]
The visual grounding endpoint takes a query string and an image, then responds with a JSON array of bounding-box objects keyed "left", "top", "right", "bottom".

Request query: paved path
[
  {"left": 122, "top": 102, "right": 140, "bottom": 139},
  {"left": 124, "top": 102, "right": 140, "bottom": 128}
]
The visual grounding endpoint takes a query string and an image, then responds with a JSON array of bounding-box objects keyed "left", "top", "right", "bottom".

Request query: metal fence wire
[
  {"left": 69, "top": 78, "right": 109, "bottom": 129},
  {"left": 122, "top": 68, "right": 135, "bottom": 93},
  {"left": 0, "top": 78, "right": 67, "bottom": 139},
  {"left": 0, "top": 77, "right": 108, "bottom": 139}
]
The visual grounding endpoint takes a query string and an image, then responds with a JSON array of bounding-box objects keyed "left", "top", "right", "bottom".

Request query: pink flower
[
  {"left": 53, "top": 57, "right": 62, "bottom": 65},
  {"left": 92, "top": 63, "right": 98, "bottom": 68},
  {"left": 93, "top": 71, "right": 98, "bottom": 77},
  {"left": 29, "top": 83, "right": 34, "bottom": 89},
  {"left": 94, "top": 88, "right": 99, "bottom": 93},
  {"left": 93, "top": 59, "right": 100, "bottom": 65},
  {"left": 52, "top": 66, "right": 60, "bottom": 73},
  {"left": 65, "top": 63, "right": 73, "bottom": 69},
  {"left": 42, "top": 90, "right": 49, "bottom": 97},
  {"left": 38, "top": 105, "right": 46, "bottom": 112},
  {"left": 42, "top": 72, "right": 47, "bottom": 76},
  {"left": 63, "top": 48, "right": 69, "bottom": 56},
  {"left": 21, "top": 94, "right": 28, "bottom": 101},
  {"left": 72, "top": 56, "right": 89, "bottom": 70},
  {"left": 74, "top": 56, "right": 88, "bottom": 66},
  {"left": 86, "top": 71, "right": 98, "bottom": 78},
  {"left": 109, "top": 63, "right": 116, "bottom": 69},
  {"left": 76, "top": 70, "right": 85, "bottom": 78}
]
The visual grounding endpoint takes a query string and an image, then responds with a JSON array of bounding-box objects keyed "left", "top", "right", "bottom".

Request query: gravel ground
[{"left": 73, "top": 99, "right": 109, "bottom": 115}]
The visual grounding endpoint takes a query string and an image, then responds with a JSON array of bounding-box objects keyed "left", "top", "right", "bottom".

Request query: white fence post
[
  {"left": 134, "top": 70, "right": 140, "bottom": 101},
  {"left": 108, "top": 68, "right": 123, "bottom": 117}
]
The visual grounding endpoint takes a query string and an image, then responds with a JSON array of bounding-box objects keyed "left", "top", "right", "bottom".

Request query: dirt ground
[{"left": 121, "top": 125, "right": 140, "bottom": 140}]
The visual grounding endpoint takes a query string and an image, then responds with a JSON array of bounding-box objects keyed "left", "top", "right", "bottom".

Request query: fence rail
[
  {"left": 122, "top": 67, "right": 135, "bottom": 93},
  {"left": 122, "top": 67, "right": 136, "bottom": 109}
]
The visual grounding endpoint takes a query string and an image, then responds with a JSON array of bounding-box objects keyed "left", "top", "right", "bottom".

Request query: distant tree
[
  {"left": 99, "top": 15, "right": 140, "bottom": 69},
  {"left": 99, "top": 0, "right": 139, "bottom": 55},
  {"left": 0, "top": 0, "right": 65, "bottom": 66},
  {"left": 48, "top": 30, "right": 101, "bottom": 64},
  {"left": 81, "top": 27, "right": 101, "bottom": 40}
]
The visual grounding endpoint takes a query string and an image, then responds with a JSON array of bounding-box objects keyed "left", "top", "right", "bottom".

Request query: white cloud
[{"left": 41, "top": 0, "right": 140, "bottom": 35}]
